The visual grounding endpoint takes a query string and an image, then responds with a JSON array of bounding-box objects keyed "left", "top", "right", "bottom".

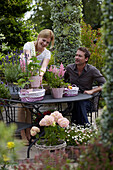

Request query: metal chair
[
  {"left": 87, "top": 91, "right": 101, "bottom": 123},
  {"left": 0, "top": 98, "right": 33, "bottom": 136}
]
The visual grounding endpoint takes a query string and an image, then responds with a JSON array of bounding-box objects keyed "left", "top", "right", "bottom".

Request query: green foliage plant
[
  {"left": 82, "top": 0, "right": 102, "bottom": 29},
  {"left": 30, "top": 0, "right": 53, "bottom": 33},
  {"left": 0, "top": 122, "right": 22, "bottom": 169},
  {"left": 0, "top": 81, "right": 11, "bottom": 99},
  {"left": 77, "top": 137, "right": 113, "bottom": 170},
  {"left": 100, "top": 0, "right": 113, "bottom": 149},
  {"left": 3, "top": 63, "right": 22, "bottom": 83},
  {"left": 80, "top": 20, "right": 106, "bottom": 74},
  {"left": 27, "top": 56, "right": 42, "bottom": 77},
  {"left": 0, "top": 0, "right": 38, "bottom": 51},
  {"left": 49, "top": 0, "right": 82, "bottom": 67}
]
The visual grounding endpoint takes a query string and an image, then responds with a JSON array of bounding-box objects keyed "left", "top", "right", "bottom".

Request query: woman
[{"left": 18, "top": 29, "right": 54, "bottom": 144}]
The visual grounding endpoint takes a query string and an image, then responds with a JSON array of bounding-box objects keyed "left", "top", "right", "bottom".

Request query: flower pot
[
  {"left": 29, "top": 75, "right": 41, "bottom": 88},
  {"left": 35, "top": 140, "right": 66, "bottom": 167},
  {"left": 8, "top": 83, "right": 21, "bottom": 99},
  {"left": 51, "top": 88, "right": 64, "bottom": 99},
  {"left": 35, "top": 140, "right": 66, "bottom": 153}
]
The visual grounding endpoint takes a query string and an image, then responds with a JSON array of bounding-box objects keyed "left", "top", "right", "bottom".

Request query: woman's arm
[
  {"left": 39, "top": 58, "right": 50, "bottom": 76},
  {"left": 39, "top": 58, "right": 50, "bottom": 84}
]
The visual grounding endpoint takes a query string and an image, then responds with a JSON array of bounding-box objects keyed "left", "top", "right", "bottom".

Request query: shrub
[
  {"left": 14, "top": 150, "right": 72, "bottom": 170},
  {"left": 77, "top": 137, "right": 113, "bottom": 170},
  {"left": 81, "top": 20, "right": 106, "bottom": 74}
]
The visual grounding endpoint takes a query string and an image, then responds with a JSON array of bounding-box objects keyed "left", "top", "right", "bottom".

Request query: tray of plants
[
  {"left": 63, "top": 85, "right": 79, "bottom": 97},
  {"left": 19, "top": 88, "right": 45, "bottom": 102}
]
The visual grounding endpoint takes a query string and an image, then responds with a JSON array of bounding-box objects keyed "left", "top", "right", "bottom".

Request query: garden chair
[
  {"left": 87, "top": 91, "right": 101, "bottom": 123},
  {"left": 0, "top": 98, "right": 33, "bottom": 138},
  {"left": 60, "top": 91, "right": 101, "bottom": 124}
]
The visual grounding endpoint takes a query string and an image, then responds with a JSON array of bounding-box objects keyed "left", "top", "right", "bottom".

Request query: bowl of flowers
[{"left": 30, "top": 111, "right": 70, "bottom": 152}]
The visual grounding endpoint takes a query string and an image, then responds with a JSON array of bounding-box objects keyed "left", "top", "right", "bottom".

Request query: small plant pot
[
  {"left": 51, "top": 88, "right": 64, "bottom": 98},
  {"left": 8, "top": 83, "right": 21, "bottom": 99},
  {"left": 29, "top": 75, "right": 41, "bottom": 88}
]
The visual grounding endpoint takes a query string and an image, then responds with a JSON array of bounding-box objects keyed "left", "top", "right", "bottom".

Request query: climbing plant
[
  {"left": 100, "top": 0, "right": 113, "bottom": 148},
  {"left": 49, "top": 0, "right": 82, "bottom": 66}
]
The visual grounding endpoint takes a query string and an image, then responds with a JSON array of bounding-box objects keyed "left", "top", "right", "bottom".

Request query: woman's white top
[{"left": 23, "top": 41, "right": 51, "bottom": 65}]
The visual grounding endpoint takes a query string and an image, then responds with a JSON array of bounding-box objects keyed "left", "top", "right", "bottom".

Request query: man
[{"left": 64, "top": 47, "right": 106, "bottom": 125}]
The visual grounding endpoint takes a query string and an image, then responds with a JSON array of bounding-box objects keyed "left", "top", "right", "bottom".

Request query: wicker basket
[
  {"left": 19, "top": 88, "right": 45, "bottom": 102},
  {"left": 63, "top": 86, "right": 79, "bottom": 97}
]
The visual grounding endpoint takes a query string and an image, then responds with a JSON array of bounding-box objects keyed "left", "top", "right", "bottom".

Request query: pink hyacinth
[
  {"left": 39, "top": 115, "right": 55, "bottom": 126},
  {"left": 57, "top": 117, "right": 69, "bottom": 128},
  {"left": 50, "top": 111, "right": 63, "bottom": 123}
]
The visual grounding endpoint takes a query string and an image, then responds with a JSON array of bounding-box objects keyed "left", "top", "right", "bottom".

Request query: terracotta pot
[
  {"left": 30, "top": 75, "right": 41, "bottom": 88},
  {"left": 51, "top": 88, "right": 64, "bottom": 99}
]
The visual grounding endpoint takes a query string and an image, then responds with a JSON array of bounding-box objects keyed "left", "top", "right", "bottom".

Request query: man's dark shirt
[{"left": 64, "top": 63, "right": 106, "bottom": 93}]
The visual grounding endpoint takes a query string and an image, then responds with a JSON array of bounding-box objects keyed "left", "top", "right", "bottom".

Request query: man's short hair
[{"left": 77, "top": 47, "right": 91, "bottom": 61}]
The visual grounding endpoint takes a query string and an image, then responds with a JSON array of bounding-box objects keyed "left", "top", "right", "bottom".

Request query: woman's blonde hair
[{"left": 36, "top": 29, "right": 54, "bottom": 49}]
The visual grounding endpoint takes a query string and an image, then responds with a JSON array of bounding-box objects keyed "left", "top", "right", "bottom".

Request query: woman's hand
[{"left": 39, "top": 75, "right": 43, "bottom": 85}]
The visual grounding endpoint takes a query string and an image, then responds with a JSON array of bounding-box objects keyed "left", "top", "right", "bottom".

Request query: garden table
[
  {"left": 1, "top": 93, "right": 93, "bottom": 125},
  {"left": 16, "top": 93, "right": 93, "bottom": 121}
]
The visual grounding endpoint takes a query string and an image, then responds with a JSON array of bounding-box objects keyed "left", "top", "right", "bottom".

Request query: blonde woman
[{"left": 18, "top": 29, "right": 54, "bottom": 144}]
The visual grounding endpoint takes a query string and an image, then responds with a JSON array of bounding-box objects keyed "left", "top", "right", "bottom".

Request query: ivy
[
  {"left": 49, "top": 0, "right": 82, "bottom": 66},
  {"left": 100, "top": 0, "right": 113, "bottom": 148}
]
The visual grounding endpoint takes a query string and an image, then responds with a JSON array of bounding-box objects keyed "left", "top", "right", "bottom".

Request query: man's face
[{"left": 75, "top": 50, "right": 88, "bottom": 65}]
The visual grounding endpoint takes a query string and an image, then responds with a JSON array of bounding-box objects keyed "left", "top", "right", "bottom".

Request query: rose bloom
[
  {"left": 57, "top": 117, "right": 69, "bottom": 128},
  {"left": 39, "top": 115, "right": 55, "bottom": 126},
  {"left": 51, "top": 111, "right": 63, "bottom": 123},
  {"left": 30, "top": 130, "right": 37, "bottom": 136},
  {"left": 30, "top": 126, "right": 40, "bottom": 136},
  {"left": 31, "top": 126, "right": 40, "bottom": 133}
]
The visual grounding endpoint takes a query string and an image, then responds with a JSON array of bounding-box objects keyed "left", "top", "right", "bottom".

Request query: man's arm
[{"left": 84, "top": 86, "right": 102, "bottom": 95}]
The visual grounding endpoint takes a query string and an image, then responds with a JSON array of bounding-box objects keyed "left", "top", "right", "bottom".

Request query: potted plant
[
  {"left": 27, "top": 56, "right": 42, "bottom": 88},
  {"left": 30, "top": 111, "right": 69, "bottom": 152},
  {"left": 0, "top": 81, "right": 11, "bottom": 99},
  {"left": 0, "top": 52, "right": 26, "bottom": 98},
  {"left": 45, "top": 63, "right": 68, "bottom": 98},
  {"left": 19, "top": 54, "right": 42, "bottom": 89}
]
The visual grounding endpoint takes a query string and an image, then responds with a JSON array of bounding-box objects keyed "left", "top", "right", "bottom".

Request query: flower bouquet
[{"left": 30, "top": 111, "right": 70, "bottom": 146}]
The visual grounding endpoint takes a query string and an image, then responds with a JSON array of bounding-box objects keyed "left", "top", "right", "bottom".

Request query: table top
[
  {"left": 31, "top": 93, "right": 93, "bottom": 104},
  {"left": 0, "top": 93, "right": 93, "bottom": 105}
]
